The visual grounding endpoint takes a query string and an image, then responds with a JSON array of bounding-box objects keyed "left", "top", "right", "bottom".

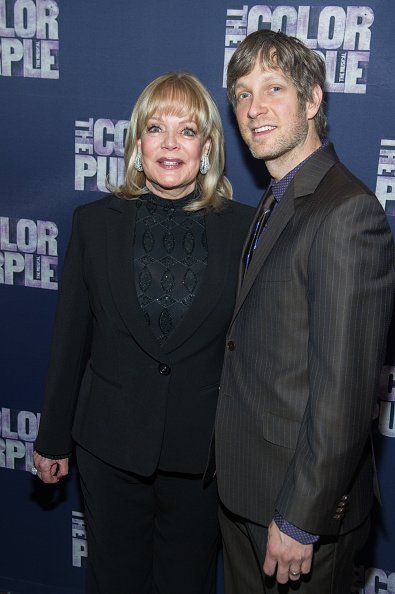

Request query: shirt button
[
  {"left": 227, "top": 341, "right": 235, "bottom": 351},
  {"left": 158, "top": 363, "right": 171, "bottom": 375}
]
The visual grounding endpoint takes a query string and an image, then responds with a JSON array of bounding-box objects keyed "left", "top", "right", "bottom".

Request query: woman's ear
[{"left": 202, "top": 138, "right": 211, "bottom": 156}]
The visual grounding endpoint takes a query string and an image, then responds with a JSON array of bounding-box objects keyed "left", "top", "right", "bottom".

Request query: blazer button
[
  {"left": 158, "top": 363, "right": 171, "bottom": 376},
  {"left": 227, "top": 340, "right": 235, "bottom": 351}
]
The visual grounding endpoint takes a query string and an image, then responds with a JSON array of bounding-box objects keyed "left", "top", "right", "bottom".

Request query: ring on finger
[
  {"left": 31, "top": 465, "right": 38, "bottom": 476},
  {"left": 289, "top": 570, "right": 301, "bottom": 577}
]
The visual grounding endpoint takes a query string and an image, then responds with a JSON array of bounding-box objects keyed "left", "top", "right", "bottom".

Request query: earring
[
  {"left": 134, "top": 151, "right": 143, "bottom": 172},
  {"left": 200, "top": 153, "right": 210, "bottom": 175}
]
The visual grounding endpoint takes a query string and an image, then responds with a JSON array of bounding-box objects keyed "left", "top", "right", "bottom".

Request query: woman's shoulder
[
  {"left": 217, "top": 198, "right": 255, "bottom": 222},
  {"left": 73, "top": 194, "right": 134, "bottom": 218},
  {"left": 208, "top": 199, "right": 254, "bottom": 241},
  {"left": 228, "top": 198, "right": 255, "bottom": 214}
]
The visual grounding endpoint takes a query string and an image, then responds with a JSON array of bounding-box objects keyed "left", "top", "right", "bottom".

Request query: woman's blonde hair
[{"left": 110, "top": 72, "right": 232, "bottom": 211}]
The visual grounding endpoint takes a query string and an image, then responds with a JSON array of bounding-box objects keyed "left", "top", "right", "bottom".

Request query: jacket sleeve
[
  {"left": 35, "top": 206, "right": 93, "bottom": 457},
  {"left": 276, "top": 192, "right": 394, "bottom": 534}
]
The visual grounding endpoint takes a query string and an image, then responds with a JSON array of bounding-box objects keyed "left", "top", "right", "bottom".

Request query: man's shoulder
[
  {"left": 327, "top": 160, "right": 374, "bottom": 197},
  {"left": 309, "top": 142, "right": 372, "bottom": 196},
  {"left": 300, "top": 142, "right": 374, "bottom": 202}
]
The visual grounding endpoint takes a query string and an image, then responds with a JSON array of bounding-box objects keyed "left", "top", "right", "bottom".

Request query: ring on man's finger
[
  {"left": 31, "top": 465, "right": 38, "bottom": 476},
  {"left": 289, "top": 570, "right": 301, "bottom": 577}
]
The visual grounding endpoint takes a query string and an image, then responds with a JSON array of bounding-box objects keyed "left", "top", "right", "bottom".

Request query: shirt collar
[{"left": 271, "top": 137, "right": 330, "bottom": 202}]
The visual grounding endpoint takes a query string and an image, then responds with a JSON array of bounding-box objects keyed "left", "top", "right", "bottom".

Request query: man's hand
[
  {"left": 33, "top": 451, "right": 69, "bottom": 484},
  {"left": 263, "top": 520, "right": 313, "bottom": 584}
]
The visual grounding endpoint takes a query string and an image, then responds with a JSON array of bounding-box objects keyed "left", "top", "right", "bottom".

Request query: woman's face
[{"left": 137, "top": 113, "right": 210, "bottom": 200}]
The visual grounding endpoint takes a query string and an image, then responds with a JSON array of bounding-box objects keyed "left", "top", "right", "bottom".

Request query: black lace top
[{"left": 133, "top": 192, "right": 208, "bottom": 344}]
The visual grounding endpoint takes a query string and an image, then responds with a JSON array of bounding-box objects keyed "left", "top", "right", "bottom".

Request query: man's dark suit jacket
[
  {"left": 215, "top": 143, "right": 394, "bottom": 536},
  {"left": 35, "top": 194, "right": 253, "bottom": 476}
]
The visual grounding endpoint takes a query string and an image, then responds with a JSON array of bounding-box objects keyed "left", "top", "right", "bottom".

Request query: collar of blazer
[
  {"left": 231, "top": 142, "right": 340, "bottom": 325},
  {"left": 105, "top": 195, "right": 236, "bottom": 360}
]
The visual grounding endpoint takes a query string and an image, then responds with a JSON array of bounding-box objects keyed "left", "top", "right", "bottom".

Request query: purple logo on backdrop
[
  {"left": 223, "top": 5, "right": 374, "bottom": 93},
  {"left": 75, "top": 118, "right": 128, "bottom": 192},
  {"left": 72, "top": 511, "right": 88, "bottom": 568},
  {"left": 359, "top": 567, "right": 395, "bottom": 594},
  {"left": 0, "top": 0, "right": 59, "bottom": 78},
  {"left": 0, "top": 407, "right": 40, "bottom": 472},
  {"left": 0, "top": 216, "right": 58, "bottom": 290},
  {"left": 376, "top": 139, "right": 395, "bottom": 212},
  {"left": 378, "top": 365, "right": 395, "bottom": 439}
]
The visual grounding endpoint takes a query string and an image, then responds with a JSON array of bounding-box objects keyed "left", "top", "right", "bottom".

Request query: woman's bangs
[{"left": 146, "top": 84, "right": 208, "bottom": 132}]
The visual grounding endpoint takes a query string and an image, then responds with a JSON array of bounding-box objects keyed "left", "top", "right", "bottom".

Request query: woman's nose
[{"left": 162, "top": 129, "right": 178, "bottom": 149}]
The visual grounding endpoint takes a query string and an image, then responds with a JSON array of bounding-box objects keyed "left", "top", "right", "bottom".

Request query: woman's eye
[
  {"left": 181, "top": 127, "right": 197, "bottom": 137},
  {"left": 271, "top": 86, "right": 281, "bottom": 92},
  {"left": 147, "top": 125, "right": 161, "bottom": 133}
]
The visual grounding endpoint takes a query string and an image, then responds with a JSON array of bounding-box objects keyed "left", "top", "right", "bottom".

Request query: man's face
[{"left": 234, "top": 60, "right": 312, "bottom": 169}]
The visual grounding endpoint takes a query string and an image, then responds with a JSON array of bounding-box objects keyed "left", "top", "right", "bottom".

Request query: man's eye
[
  {"left": 181, "top": 127, "right": 197, "bottom": 137},
  {"left": 237, "top": 92, "right": 250, "bottom": 101},
  {"left": 271, "top": 86, "right": 281, "bottom": 92}
]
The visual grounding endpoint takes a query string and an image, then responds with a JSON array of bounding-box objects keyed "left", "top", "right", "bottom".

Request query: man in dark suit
[{"left": 214, "top": 30, "right": 394, "bottom": 593}]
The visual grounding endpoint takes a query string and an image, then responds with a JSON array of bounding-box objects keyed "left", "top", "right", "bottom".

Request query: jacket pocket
[
  {"left": 90, "top": 363, "right": 121, "bottom": 389},
  {"left": 260, "top": 410, "right": 300, "bottom": 450},
  {"left": 198, "top": 381, "right": 220, "bottom": 393}
]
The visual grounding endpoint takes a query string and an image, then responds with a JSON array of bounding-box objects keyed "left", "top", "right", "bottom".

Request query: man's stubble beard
[{"left": 242, "top": 105, "right": 309, "bottom": 163}]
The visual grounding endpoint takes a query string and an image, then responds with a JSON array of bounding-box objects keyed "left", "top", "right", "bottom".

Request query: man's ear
[{"left": 306, "top": 85, "right": 323, "bottom": 120}]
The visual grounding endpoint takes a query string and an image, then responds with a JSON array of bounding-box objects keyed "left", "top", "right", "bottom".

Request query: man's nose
[{"left": 247, "top": 95, "right": 269, "bottom": 119}]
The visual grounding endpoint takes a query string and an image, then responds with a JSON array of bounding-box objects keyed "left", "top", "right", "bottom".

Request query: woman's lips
[{"left": 157, "top": 159, "right": 183, "bottom": 168}]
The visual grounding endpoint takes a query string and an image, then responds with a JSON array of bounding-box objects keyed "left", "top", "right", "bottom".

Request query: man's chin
[{"left": 249, "top": 146, "right": 272, "bottom": 160}]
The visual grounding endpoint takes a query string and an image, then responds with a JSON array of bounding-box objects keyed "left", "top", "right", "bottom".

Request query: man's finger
[
  {"left": 301, "top": 557, "right": 312, "bottom": 576},
  {"left": 262, "top": 552, "right": 277, "bottom": 577},
  {"left": 275, "top": 559, "right": 294, "bottom": 584},
  {"left": 288, "top": 566, "right": 302, "bottom": 581}
]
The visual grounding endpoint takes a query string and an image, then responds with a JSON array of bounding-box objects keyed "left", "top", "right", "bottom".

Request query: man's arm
[{"left": 265, "top": 192, "right": 394, "bottom": 579}]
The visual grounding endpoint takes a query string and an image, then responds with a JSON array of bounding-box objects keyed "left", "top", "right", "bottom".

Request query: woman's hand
[{"left": 32, "top": 451, "right": 69, "bottom": 483}]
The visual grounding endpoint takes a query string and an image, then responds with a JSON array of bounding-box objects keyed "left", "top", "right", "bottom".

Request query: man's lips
[{"left": 252, "top": 125, "right": 276, "bottom": 134}]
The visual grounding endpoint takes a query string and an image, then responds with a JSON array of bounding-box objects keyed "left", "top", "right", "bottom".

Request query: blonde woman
[{"left": 33, "top": 72, "right": 253, "bottom": 594}]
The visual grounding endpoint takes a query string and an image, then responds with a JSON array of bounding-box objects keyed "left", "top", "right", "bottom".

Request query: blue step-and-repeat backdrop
[{"left": 1, "top": 1, "right": 394, "bottom": 592}]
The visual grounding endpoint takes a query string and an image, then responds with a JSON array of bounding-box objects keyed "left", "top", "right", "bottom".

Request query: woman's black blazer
[{"left": 35, "top": 194, "right": 254, "bottom": 475}]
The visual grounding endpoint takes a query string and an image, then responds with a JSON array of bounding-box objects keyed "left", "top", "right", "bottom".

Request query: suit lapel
[
  {"left": 161, "top": 207, "right": 233, "bottom": 354},
  {"left": 233, "top": 191, "right": 294, "bottom": 319},
  {"left": 231, "top": 143, "right": 339, "bottom": 324},
  {"left": 106, "top": 196, "right": 163, "bottom": 359}
]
